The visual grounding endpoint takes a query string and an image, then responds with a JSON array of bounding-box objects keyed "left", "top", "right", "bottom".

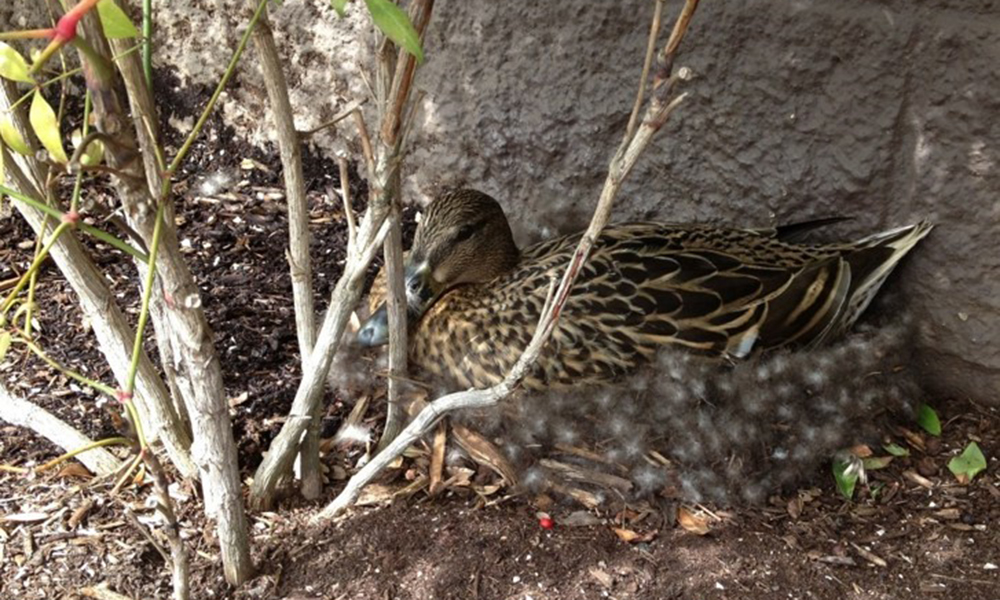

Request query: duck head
[{"left": 355, "top": 189, "right": 520, "bottom": 347}]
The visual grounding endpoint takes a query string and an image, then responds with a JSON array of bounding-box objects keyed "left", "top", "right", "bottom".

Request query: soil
[{"left": 2, "top": 74, "right": 999, "bottom": 600}]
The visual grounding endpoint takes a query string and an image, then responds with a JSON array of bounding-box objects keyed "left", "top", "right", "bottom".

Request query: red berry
[{"left": 539, "top": 517, "right": 554, "bottom": 530}]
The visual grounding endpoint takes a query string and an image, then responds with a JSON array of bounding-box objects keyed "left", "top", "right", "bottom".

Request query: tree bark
[{"left": 85, "top": 14, "right": 254, "bottom": 585}]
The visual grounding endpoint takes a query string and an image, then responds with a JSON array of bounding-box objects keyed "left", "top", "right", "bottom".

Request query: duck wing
[{"left": 556, "top": 223, "right": 859, "bottom": 361}]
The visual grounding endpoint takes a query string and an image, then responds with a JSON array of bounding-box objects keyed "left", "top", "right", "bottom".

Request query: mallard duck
[{"left": 356, "top": 189, "right": 931, "bottom": 392}]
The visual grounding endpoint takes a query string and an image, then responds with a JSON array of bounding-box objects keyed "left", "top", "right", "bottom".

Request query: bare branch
[
  {"left": 624, "top": 0, "right": 664, "bottom": 141},
  {"left": 317, "top": 0, "right": 701, "bottom": 520},
  {"left": 298, "top": 98, "right": 367, "bottom": 138},
  {"left": 375, "top": 202, "right": 407, "bottom": 452},
  {"left": 250, "top": 0, "right": 435, "bottom": 510},
  {"left": 0, "top": 382, "right": 122, "bottom": 476},
  {"left": 337, "top": 158, "right": 358, "bottom": 255},
  {"left": 141, "top": 450, "right": 190, "bottom": 600},
  {"left": 352, "top": 110, "right": 377, "bottom": 184}
]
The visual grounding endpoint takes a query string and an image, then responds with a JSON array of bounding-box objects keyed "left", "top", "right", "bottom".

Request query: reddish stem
[{"left": 54, "top": 0, "right": 100, "bottom": 43}]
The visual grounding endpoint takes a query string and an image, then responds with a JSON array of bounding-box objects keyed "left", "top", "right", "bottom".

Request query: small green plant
[
  {"left": 916, "top": 403, "right": 942, "bottom": 436},
  {"left": 832, "top": 450, "right": 865, "bottom": 500},
  {"left": 948, "top": 441, "right": 987, "bottom": 484}
]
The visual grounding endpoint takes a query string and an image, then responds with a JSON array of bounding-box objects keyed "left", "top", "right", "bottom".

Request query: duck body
[{"left": 358, "top": 190, "right": 932, "bottom": 392}]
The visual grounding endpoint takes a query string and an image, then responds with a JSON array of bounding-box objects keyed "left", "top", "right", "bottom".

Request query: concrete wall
[{"left": 2, "top": 0, "right": 998, "bottom": 401}]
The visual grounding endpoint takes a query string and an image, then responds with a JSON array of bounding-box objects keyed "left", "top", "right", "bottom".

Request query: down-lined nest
[
  {"left": 331, "top": 313, "right": 920, "bottom": 508},
  {"left": 452, "top": 314, "right": 920, "bottom": 506}
]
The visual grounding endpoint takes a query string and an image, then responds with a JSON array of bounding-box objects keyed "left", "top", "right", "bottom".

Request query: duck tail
[{"left": 837, "top": 220, "right": 934, "bottom": 334}]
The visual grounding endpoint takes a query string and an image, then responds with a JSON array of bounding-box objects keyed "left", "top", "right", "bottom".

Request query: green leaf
[
  {"left": 1, "top": 114, "right": 31, "bottom": 155},
  {"left": 364, "top": 0, "right": 424, "bottom": 63},
  {"left": 97, "top": 0, "right": 139, "bottom": 39},
  {"left": 862, "top": 455, "right": 894, "bottom": 471},
  {"left": 29, "top": 90, "right": 67, "bottom": 164},
  {"left": 331, "top": 0, "right": 349, "bottom": 17},
  {"left": 832, "top": 451, "right": 863, "bottom": 500},
  {"left": 0, "top": 42, "right": 35, "bottom": 84},
  {"left": 0, "top": 331, "right": 11, "bottom": 363},
  {"left": 916, "top": 403, "right": 942, "bottom": 437},
  {"left": 883, "top": 442, "right": 910, "bottom": 457},
  {"left": 948, "top": 442, "right": 987, "bottom": 484}
]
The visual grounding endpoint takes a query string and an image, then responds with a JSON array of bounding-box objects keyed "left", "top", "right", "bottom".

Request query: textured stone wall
[{"left": 2, "top": 1, "right": 998, "bottom": 402}]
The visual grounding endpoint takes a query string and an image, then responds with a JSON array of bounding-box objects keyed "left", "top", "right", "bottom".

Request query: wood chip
[
  {"left": 549, "top": 482, "right": 601, "bottom": 509},
  {"left": 428, "top": 423, "right": 447, "bottom": 495},
  {"left": 79, "top": 582, "right": 133, "bottom": 600},
  {"left": 562, "top": 510, "right": 602, "bottom": 527},
  {"left": 850, "top": 542, "right": 887, "bottom": 567},
  {"left": 933, "top": 507, "right": 961, "bottom": 520},
  {"left": 2, "top": 512, "right": 50, "bottom": 523},
  {"left": 787, "top": 496, "right": 804, "bottom": 520},
  {"left": 539, "top": 459, "right": 633, "bottom": 491},
  {"left": 67, "top": 498, "right": 95, "bottom": 529},
  {"left": 808, "top": 552, "right": 857, "bottom": 566},
  {"left": 903, "top": 470, "right": 936, "bottom": 489},
  {"left": 849, "top": 444, "right": 873, "bottom": 458}
]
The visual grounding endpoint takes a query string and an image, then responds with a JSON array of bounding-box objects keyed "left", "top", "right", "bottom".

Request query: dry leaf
[
  {"left": 533, "top": 494, "right": 555, "bottom": 511},
  {"left": 356, "top": 483, "right": 395, "bottom": 506},
  {"left": 612, "top": 527, "right": 639, "bottom": 543},
  {"left": 453, "top": 424, "right": 518, "bottom": 484},
  {"left": 787, "top": 496, "right": 803, "bottom": 520},
  {"left": 677, "top": 506, "right": 711, "bottom": 535},
  {"left": 589, "top": 567, "right": 613, "bottom": 588},
  {"left": 612, "top": 527, "right": 657, "bottom": 544},
  {"left": 57, "top": 463, "right": 93, "bottom": 479},
  {"left": 849, "top": 444, "right": 874, "bottom": 458}
]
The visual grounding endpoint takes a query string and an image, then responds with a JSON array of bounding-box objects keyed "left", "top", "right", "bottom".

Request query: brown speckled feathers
[{"left": 363, "top": 190, "right": 932, "bottom": 392}]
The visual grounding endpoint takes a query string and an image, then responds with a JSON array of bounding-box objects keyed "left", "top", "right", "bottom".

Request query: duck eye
[{"left": 455, "top": 224, "right": 478, "bottom": 243}]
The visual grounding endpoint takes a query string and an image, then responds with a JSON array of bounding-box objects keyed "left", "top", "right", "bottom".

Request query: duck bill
[{"left": 355, "top": 262, "right": 438, "bottom": 348}]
